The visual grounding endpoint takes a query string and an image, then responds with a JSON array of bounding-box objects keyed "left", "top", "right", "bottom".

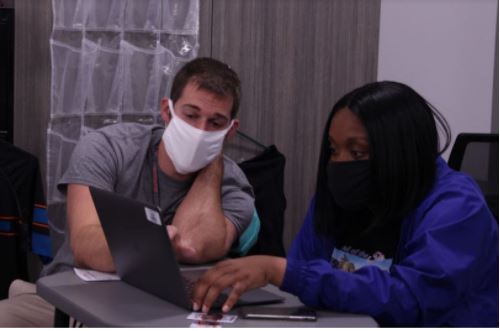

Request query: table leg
[{"left": 53, "top": 308, "right": 69, "bottom": 327}]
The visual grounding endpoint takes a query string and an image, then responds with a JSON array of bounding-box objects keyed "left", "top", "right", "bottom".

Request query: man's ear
[
  {"left": 225, "top": 119, "right": 240, "bottom": 141},
  {"left": 160, "top": 97, "right": 171, "bottom": 124}
]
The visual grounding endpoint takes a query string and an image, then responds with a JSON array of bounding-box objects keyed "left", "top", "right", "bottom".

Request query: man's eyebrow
[
  {"left": 181, "top": 104, "right": 201, "bottom": 112},
  {"left": 181, "top": 104, "right": 230, "bottom": 121},
  {"left": 212, "top": 113, "right": 229, "bottom": 121}
]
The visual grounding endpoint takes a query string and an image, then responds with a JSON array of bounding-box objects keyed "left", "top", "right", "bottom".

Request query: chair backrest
[
  {"left": 448, "top": 133, "right": 499, "bottom": 219},
  {"left": 0, "top": 165, "right": 25, "bottom": 299},
  {"left": 47, "top": 202, "right": 67, "bottom": 259},
  {"left": 0, "top": 141, "right": 52, "bottom": 297},
  {"left": 238, "top": 145, "right": 287, "bottom": 257}
]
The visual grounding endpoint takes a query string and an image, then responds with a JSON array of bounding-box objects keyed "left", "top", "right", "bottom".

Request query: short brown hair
[{"left": 170, "top": 57, "right": 241, "bottom": 118}]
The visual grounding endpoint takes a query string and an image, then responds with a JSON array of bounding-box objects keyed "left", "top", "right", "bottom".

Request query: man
[
  {"left": 50, "top": 57, "right": 255, "bottom": 273},
  {"left": 0, "top": 57, "right": 257, "bottom": 326}
]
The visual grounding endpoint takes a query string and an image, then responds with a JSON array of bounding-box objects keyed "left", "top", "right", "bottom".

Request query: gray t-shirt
[{"left": 42, "top": 123, "right": 254, "bottom": 275}]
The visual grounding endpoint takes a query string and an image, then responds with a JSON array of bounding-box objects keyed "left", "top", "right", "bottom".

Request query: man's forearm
[
  {"left": 172, "top": 191, "right": 230, "bottom": 262},
  {"left": 172, "top": 157, "right": 235, "bottom": 262},
  {"left": 71, "top": 223, "right": 115, "bottom": 272}
]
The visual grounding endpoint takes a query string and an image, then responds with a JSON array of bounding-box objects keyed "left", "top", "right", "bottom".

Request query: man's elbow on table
[
  {"left": 70, "top": 227, "right": 115, "bottom": 273},
  {"left": 176, "top": 220, "right": 237, "bottom": 264}
]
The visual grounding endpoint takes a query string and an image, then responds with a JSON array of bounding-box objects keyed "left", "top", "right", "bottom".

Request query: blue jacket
[{"left": 281, "top": 158, "right": 498, "bottom": 326}]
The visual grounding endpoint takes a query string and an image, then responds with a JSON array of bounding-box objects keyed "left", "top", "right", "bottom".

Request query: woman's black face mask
[{"left": 327, "top": 160, "right": 373, "bottom": 211}]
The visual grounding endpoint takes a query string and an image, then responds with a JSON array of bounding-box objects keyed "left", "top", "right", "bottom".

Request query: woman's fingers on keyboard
[
  {"left": 193, "top": 265, "right": 234, "bottom": 312},
  {"left": 192, "top": 270, "right": 217, "bottom": 311},
  {"left": 200, "top": 272, "right": 237, "bottom": 313},
  {"left": 222, "top": 282, "right": 247, "bottom": 313}
]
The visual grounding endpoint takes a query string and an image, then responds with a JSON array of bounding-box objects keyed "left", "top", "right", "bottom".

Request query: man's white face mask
[{"left": 162, "top": 99, "right": 233, "bottom": 174}]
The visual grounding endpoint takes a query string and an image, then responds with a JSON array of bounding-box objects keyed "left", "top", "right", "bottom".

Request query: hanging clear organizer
[{"left": 47, "top": 0, "right": 200, "bottom": 207}]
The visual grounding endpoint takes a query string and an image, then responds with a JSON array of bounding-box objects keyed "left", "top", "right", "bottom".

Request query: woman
[{"left": 192, "top": 81, "right": 499, "bottom": 327}]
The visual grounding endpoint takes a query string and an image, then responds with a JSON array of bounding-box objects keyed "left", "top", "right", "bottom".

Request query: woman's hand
[{"left": 191, "top": 255, "right": 287, "bottom": 313}]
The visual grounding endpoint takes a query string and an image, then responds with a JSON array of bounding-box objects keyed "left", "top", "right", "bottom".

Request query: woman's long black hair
[{"left": 314, "top": 81, "right": 451, "bottom": 238}]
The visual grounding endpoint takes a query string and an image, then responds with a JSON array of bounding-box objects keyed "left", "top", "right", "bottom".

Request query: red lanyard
[{"left": 152, "top": 149, "right": 160, "bottom": 207}]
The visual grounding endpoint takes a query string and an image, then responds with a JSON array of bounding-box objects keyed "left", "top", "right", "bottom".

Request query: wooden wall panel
[
  {"left": 492, "top": 14, "right": 498, "bottom": 133},
  {"left": 210, "top": 0, "right": 381, "bottom": 250},
  {"left": 198, "top": 0, "right": 213, "bottom": 57},
  {"left": 12, "top": 0, "right": 52, "bottom": 280},
  {"left": 13, "top": 0, "right": 52, "bottom": 188}
]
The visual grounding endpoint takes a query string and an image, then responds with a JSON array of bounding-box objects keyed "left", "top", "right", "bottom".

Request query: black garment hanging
[
  {"left": 0, "top": 141, "right": 50, "bottom": 299},
  {"left": 236, "top": 130, "right": 267, "bottom": 150},
  {"left": 236, "top": 132, "right": 287, "bottom": 257}
]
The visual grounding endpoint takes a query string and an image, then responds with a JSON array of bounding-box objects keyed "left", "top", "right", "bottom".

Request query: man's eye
[{"left": 211, "top": 121, "right": 225, "bottom": 129}]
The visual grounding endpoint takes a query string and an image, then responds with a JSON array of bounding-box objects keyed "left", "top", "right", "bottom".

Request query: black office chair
[
  {"left": 448, "top": 133, "right": 499, "bottom": 220},
  {"left": 0, "top": 141, "right": 52, "bottom": 299}
]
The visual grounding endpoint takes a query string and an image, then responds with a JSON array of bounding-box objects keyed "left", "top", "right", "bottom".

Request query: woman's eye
[
  {"left": 352, "top": 151, "right": 368, "bottom": 159},
  {"left": 329, "top": 147, "right": 338, "bottom": 161}
]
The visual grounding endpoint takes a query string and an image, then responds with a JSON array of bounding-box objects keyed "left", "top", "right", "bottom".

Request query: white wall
[{"left": 378, "top": 0, "right": 498, "bottom": 159}]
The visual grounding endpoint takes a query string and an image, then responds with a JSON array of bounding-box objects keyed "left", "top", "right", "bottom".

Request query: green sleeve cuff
[{"left": 231, "top": 209, "right": 261, "bottom": 256}]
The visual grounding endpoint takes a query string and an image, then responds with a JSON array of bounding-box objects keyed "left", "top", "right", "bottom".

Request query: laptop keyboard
[
  {"left": 182, "top": 276, "right": 227, "bottom": 308},
  {"left": 183, "top": 276, "right": 196, "bottom": 294}
]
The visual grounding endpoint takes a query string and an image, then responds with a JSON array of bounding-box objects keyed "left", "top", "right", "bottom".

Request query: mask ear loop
[
  {"left": 168, "top": 99, "right": 176, "bottom": 118},
  {"left": 165, "top": 98, "right": 176, "bottom": 128}
]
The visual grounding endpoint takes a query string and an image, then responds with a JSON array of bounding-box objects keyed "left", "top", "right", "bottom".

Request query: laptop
[{"left": 89, "top": 186, "right": 284, "bottom": 311}]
